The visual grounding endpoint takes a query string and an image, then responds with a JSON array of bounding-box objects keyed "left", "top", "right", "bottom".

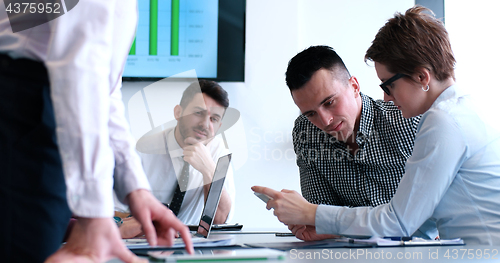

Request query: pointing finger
[{"left": 251, "top": 186, "right": 280, "bottom": 199}]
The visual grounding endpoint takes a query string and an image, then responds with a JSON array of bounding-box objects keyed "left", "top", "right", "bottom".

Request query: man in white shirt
[
  {"left": 0, "top": 1, "right": 192, "bottom": 262},
  {"left": 117, "top": 80, "right": 236, "bottom": 238}
]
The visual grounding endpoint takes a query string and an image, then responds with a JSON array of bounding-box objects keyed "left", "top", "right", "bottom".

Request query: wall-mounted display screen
[{"left": 123, "top": 0, "right": 245, "bottom": 82}]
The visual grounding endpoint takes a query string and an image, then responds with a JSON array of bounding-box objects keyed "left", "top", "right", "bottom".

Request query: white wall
[
  {"left": 122, "top": 0, "right": 414, "bottom": 230},
  {"left": 445, "top": 0, "right": 500, "bottom": 131}
]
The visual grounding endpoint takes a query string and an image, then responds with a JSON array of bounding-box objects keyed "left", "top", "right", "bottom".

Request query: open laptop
[
  {"left": 125, "top": 153, "right": 233, "bottom": 249},
  {"left": 192, "top": 153, "right": 232, "bottom": 238}
]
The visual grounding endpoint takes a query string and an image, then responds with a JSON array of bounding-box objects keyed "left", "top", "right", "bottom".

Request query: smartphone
[{"left": 254, "top": 192, "right": 272, "bottom": 203}]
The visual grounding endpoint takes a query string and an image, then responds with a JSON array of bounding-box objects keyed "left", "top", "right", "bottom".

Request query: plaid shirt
[{"left": 293, "top": 93, "right": 420, "bottom": 207}]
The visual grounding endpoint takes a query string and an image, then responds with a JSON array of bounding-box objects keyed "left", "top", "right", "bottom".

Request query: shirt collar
[
  {"left": 166, "top": 127, "right": 184, "bottom": 158},
  {"left": 429, "top": 84, "right": 462, "bottom": 110}
]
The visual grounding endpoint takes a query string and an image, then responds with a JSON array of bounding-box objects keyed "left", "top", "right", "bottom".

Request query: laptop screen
[{"left": 196, "top": 153, "right": 232, "bottom": 238}]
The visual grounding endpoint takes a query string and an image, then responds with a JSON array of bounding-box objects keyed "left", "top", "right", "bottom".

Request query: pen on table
[
  {"left": 384, "top": 236, "right": 411, "bottom": 241},
  {"left": 275, "top": 232, "right": 295, "bottom": 237}
]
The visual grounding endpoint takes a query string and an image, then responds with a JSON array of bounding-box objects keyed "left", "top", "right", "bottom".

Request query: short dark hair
[
  {"left": 365, "top": 6, "right": 455, "bottom": 81},
  {"left": 179, "top": 80, "right": 229, "bottom": 108},
  {"left": 285, "top": 45, "right": 351, "bottom": 91}
]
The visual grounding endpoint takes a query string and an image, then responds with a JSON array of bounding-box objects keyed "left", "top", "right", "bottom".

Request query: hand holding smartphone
[{"left": 254, "top": 192, "right": 272, "bottom": 203}]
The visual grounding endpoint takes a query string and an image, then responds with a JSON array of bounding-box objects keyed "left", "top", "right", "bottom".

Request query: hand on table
[
  {"left": 45, "top": 217, "right": 147, "bottom": 263},
  {"left": 120, "top": 217, "right": 144, "bottom": 239},
  {"left": 127, "top": 189, "right": 193, "bottom": 254},
  {"left": 46, "top": 189, "right": 193, "bottom": 263},
  {"left": 289, "top": 224, "right": 341, "bottom": 241},
  {"left": 251, "top": 186, "right": 318, "bottom": 226}
]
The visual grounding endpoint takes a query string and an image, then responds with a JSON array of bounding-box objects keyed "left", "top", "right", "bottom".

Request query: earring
[{"left": 422, "top": 85, "right": 429, "bottom": 92}]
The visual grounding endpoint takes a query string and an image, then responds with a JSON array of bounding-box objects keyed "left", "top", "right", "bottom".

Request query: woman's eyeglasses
[{"left": 380, "top": 73, "right": 406, "bottom": 96}]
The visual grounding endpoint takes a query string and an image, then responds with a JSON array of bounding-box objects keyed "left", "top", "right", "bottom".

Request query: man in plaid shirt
[
  {"left": 284, "top": 46, "right": 435, "bottom": 238},
  {"left": 286, "top": 45, "right": 419, "bottom": 208}
]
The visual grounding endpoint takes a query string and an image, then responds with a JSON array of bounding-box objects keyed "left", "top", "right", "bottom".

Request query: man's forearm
[
  {"left": 213, "top": 189, "right": 231, "bottom": 224},
  {"left": 203, "top": 184, "right": 231, "bottom": 224}
]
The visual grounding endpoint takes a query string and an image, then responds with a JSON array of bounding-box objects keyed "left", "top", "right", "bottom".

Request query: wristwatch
[{"left": 113, "top": 216, "right": 123, "bottom": 227}]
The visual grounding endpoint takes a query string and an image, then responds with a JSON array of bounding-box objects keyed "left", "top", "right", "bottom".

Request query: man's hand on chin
[{"left": 182, "top": 137, "right": 216, "bottom": 182}]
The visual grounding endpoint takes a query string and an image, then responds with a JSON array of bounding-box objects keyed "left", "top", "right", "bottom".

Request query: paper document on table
[
  {"left": 403, "top": 237, "right": 465, "bottom": 246},
  {"left": 125, "top": 235, "right": 235, "bottom": 250},
  {"left": 336, "top": 236, "right": 464, "bottom": 247}
]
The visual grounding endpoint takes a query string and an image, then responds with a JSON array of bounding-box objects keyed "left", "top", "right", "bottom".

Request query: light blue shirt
[{"left": 315, "top": 85, "right": 500, "bottom": 245}]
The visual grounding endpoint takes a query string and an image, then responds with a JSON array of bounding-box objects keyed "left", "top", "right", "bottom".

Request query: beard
[{"left": 177, "top": 117, "right": 212, "bottom": 142}]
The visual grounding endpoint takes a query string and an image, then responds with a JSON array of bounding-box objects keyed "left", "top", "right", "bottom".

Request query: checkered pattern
[
  {"left": 293, "top": 93, "right": 420, "bottom": 207},
  {"left": 169, "top": 161, "right": 190, "bottom": 215}
]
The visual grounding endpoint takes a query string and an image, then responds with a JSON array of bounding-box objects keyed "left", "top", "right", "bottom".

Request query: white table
[{"left": 108, "top": 230, "right": 500, "bottom": 262}]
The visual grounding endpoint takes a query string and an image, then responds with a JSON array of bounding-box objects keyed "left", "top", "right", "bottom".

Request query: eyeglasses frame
[{"left": 379, "top": 73, "right": 406, "bottom": 96}]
